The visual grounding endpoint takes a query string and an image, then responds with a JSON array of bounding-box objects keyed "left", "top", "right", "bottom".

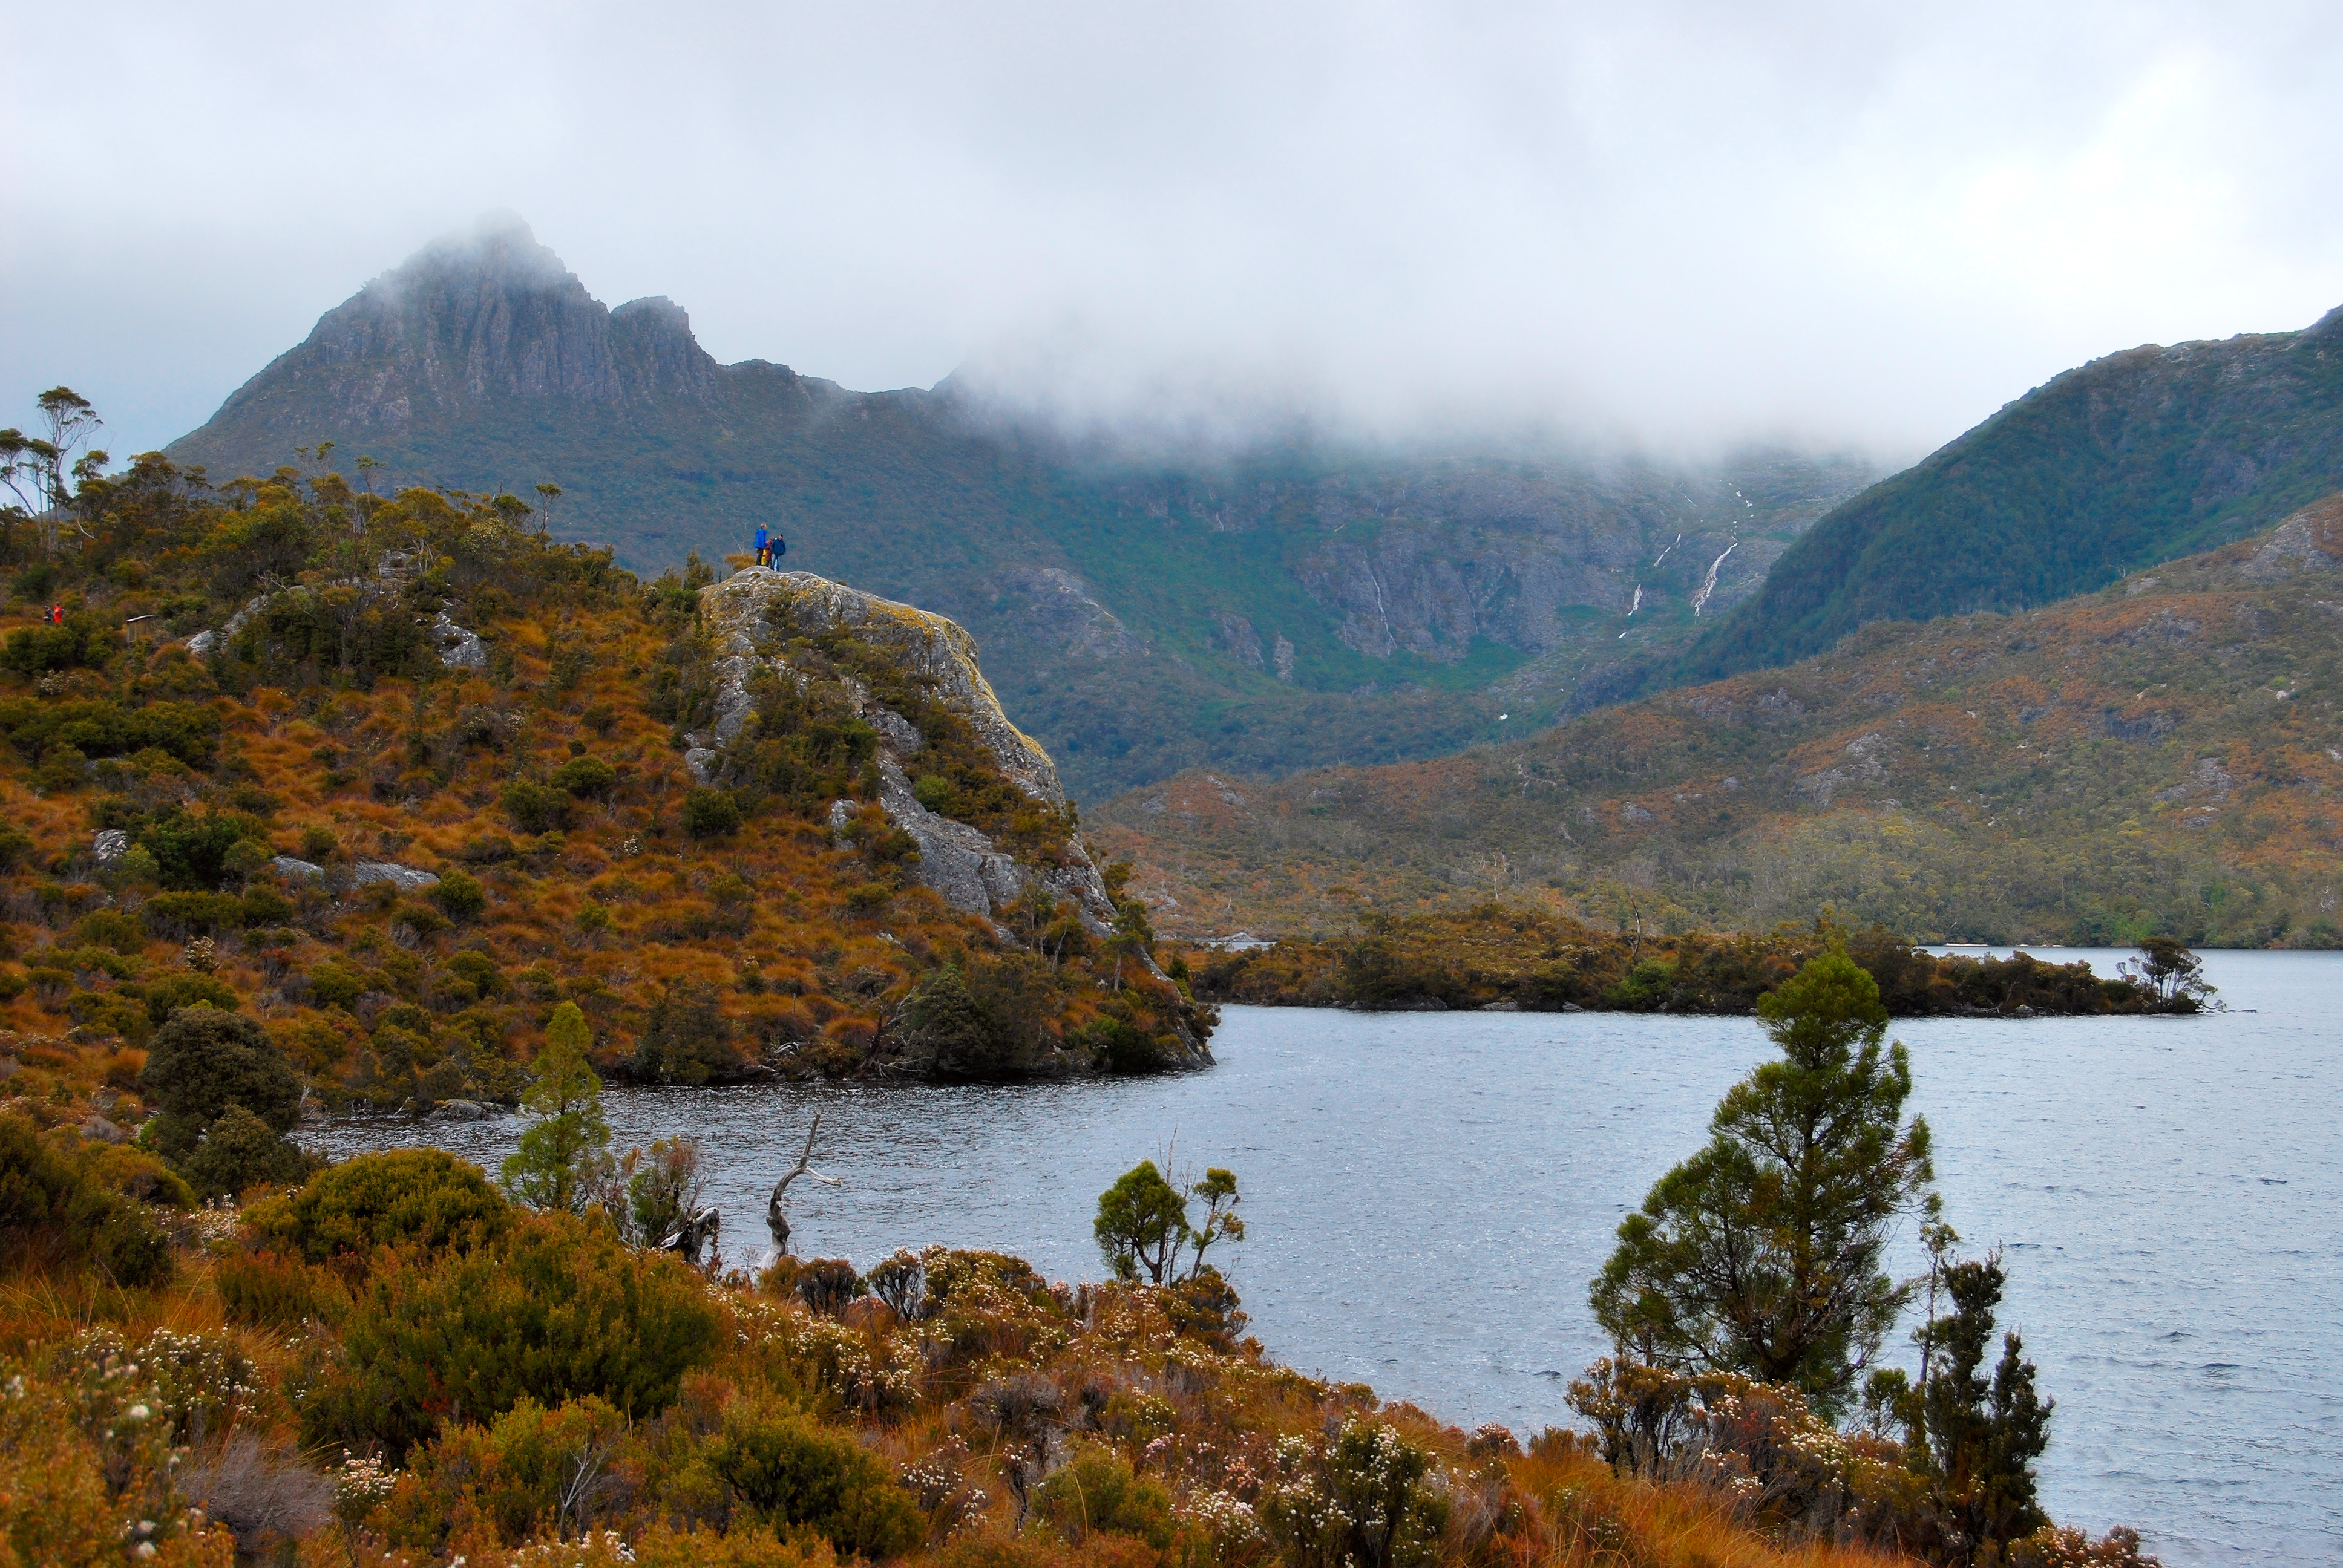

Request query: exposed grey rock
[
  {"left": 987, "top": 566, "right": 1145, "bottom": 662},
  {"left": 1215, "top": 613, "right": 1265, "bottom": 669},
  {"left": 352, "top": 860, "right": 441, "bottom": 890},
  {"left": 876, "top": 758, "right": 1027, "bottom": 918},
  {"left": 709, "top": 654, "right": 759, "bottom": 742},
  {"left": 183, "top": 629, "right": 220, "bottom": 656},
  {"left": 2240, "top": 509, "right": 2341, "bottom": 580},
  {"left": 80, "top": 1116, "right": 128, "bottom": 1144},
  {"left": 93, "top": 829, "right": 131, "bottom": 862},
  {"left": 427, "top": 1098, "right": 490, "bottom": 1122},
  {"left": 695, "top": 569, "right": 1125, "bottom": 933},
  {"left": 431, "top": 606, "right": 487, "bottom": 669},
  {"left": 867, "top": 705, "right": 923, "bottom": 754},
  {"left": 2157, "top": 757, "right": 2236, "bottom": 804},
  {"left": 375, "top": 548, "right": 425, "bottom": 584},
  {"left": 1205, "top": 931, "right": 1271, "bottom": 952},
  {"left": 271, "top": 855, "right": 326, "bottom": 880},
  {"left": 700, "top": 569, "right": 1066, "bottom": 805}
]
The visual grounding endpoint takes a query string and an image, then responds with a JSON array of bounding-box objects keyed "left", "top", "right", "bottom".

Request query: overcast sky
[{"left": 4, "top": 0, "right": 2339, "bottom": 465}]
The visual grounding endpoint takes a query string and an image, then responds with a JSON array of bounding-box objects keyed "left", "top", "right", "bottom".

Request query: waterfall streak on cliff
[{"left": 1691, "top": 538, "right": 1740, "bottom": 617}]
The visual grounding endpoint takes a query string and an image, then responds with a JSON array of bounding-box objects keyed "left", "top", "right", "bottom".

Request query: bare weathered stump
[
  {"left": 661, "top": 1207, "right": 722, "bottom": 1267},
  {"left": 767, "top": 1111, "right": 840, "bottom": 1258}
]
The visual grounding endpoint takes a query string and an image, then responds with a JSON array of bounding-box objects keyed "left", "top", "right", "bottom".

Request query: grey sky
[{"left": 5, "top": 0, "right": 2340, "bottom": 464}]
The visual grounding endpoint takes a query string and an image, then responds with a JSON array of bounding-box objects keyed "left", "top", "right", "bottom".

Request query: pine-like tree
[
  {"left": 1591, "top": 949, "right": 1934, "bottom": 1417},
  {"left": 500, "top": 1002, "right": 612, "bottom": 1211}
]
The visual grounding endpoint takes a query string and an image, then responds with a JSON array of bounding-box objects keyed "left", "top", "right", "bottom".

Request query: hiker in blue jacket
[{"left": 755, "top": 524, "right": 771, "bottom": 568}]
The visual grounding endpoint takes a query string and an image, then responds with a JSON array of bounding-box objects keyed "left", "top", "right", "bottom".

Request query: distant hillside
[
  {"left": 1684, "top": 306, "right": 2343, "bottom": 682},
  {"left": 1093, "top": 495, "right": 2343, "bottom": 948},
  {"left": 166, "top": 218, "right": 1873, "bottom": 801}
]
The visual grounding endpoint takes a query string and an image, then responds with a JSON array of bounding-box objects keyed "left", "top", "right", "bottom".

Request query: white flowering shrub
[{"left": 1257, "top": 1420, "right": 1449, "bottom": 1568}]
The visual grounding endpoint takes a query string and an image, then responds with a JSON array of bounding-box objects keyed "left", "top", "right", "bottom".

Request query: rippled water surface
[{"left": 307, "top": 949, "right": 2341, "bottom": 1564}]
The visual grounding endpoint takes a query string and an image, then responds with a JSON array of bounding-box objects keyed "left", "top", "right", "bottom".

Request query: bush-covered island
[{"left": 1182, "top": 911, "right": 2210, "bottom": 1018}]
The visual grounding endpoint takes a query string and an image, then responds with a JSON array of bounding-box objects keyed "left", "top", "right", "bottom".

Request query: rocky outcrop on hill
[{"left": 689, "top": 569, "right": 1121, "bottom": 934}]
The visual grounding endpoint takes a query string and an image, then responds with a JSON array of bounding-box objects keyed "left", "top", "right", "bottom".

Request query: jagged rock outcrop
[{"left": 690, "top": 569, "right": 1120, "bottom": 932}]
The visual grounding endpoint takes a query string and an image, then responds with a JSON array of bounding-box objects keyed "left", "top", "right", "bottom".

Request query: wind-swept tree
[
  {"left": 2122, "top": 936, "right": 2213, "bottom": 1010},
  {"left": 1591, "top": 949, "right": 1933, "bottom": 1417},
  {"left": 1094, "top": 1159, "right": 1245, "bottom": 1284}
]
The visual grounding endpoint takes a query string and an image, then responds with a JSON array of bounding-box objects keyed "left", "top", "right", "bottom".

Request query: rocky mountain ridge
[{"left": 166, "top": 217, "right": 1875, "bottom": 799}]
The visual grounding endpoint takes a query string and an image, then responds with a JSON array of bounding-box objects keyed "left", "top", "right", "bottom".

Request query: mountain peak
[
  {"left": 376, "top": 211, "right": 576, "bottom": 299},
  {"left": 174, "top": 217, "right": 718, "bottom": 454}
]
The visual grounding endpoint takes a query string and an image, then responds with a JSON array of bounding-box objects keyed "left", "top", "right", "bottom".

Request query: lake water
[{"left": 304, "top": 949, "right": 2342, "bottom": 1566}]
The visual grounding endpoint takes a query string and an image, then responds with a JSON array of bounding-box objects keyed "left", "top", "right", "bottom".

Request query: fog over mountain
[{"left": 6, "top": 1, "right": 2343, "bottom": 462}]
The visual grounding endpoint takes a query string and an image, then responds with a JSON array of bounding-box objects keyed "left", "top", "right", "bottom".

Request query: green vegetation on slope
[
  {"left": 1687, "top": 305, "right": 2343, "bottom": 681},
  {"left": 1097, "top": 496, "right": 2343, "bottom": 947}
]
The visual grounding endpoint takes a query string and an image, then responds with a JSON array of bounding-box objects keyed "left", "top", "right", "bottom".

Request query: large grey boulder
[
  {"left": 695, "top": 568, "right": 1122, "bottom": 930},
  {"left": 352, "top": 861, "right": 440, "bottom": 891}
]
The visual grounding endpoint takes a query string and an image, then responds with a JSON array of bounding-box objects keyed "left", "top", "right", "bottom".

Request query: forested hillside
[
  {"left": 1686, "top": 304, "right": 2343, "bottom": 681},
  {"left": 165, "top": 218, "right": 1873, "bottom": 799},
  {"left": 1096, "top": 496, "right": 2343, "bottom": 947}
]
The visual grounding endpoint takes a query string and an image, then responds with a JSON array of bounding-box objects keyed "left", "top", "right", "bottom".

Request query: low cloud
[{"left": 4, "top": 1, "right": 2339, "bottom": 464}]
